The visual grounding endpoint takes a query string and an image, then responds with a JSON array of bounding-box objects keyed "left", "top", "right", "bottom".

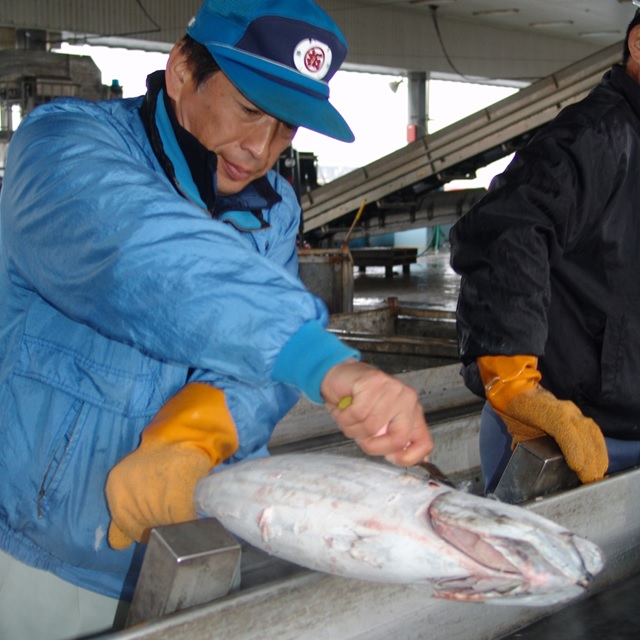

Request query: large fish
[{"left": 195, "top": 453, "right": 604, "bottom": 606}]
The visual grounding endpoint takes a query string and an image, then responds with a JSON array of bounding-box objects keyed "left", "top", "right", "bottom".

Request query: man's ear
[
  {"left": 629, "top": 24, "right": 640, "bottom": 63},
  {"left": 165, "top": 44, "right": 190, "bottom": 101}
]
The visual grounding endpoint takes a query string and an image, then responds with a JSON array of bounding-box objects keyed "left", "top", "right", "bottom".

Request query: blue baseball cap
[{"left": 187, "top": 0, "right": 355, "bottom": 143}]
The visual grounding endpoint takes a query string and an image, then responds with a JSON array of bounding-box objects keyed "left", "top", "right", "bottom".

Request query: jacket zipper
[{"left": 37, "top": 408, "right": 82, "bottom": 519}]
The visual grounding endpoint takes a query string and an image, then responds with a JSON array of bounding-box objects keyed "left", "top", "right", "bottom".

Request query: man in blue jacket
[{"left": 0, "top": 1, "right": 433, "bottom": 637}]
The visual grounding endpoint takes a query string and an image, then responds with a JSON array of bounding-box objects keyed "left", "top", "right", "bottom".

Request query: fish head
[{"left": 426, "top": 491, "right": 605, "bottom": 606}]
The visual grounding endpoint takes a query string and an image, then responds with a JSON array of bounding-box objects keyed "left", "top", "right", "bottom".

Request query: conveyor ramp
[{"left": 301, "top": 42, "right": 622, "bottom": 241}]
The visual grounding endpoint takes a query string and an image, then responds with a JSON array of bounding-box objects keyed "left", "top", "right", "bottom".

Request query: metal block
[
  {"left": 126, "top": 518, "right": 241, "bottom": 628},
  {"left": 493, "top": 435, "right": 580, "bottom": 504}
]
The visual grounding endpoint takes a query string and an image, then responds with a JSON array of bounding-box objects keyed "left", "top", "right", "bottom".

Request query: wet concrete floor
[
  {"left": 352, "top": 248, "right": 461, "bottom": 312},
  {"left": 352, "top": 247, "right": 640, "bottom": 640}
]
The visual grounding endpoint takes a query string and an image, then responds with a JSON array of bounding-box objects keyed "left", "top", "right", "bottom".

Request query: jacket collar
[{"left": 608, "top": 64, "right": 640, "bottom": 121}]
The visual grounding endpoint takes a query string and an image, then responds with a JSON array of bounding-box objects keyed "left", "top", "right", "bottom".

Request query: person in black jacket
[{"left": 450, "top": 9, "right": 640, "bottom": 495}]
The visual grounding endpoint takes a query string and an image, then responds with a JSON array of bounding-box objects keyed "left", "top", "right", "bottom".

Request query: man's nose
[{"left": 242, "top": 117, "right": 281, "bottom": 159}]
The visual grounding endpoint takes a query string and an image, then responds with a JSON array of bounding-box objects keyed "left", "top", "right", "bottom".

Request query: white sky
[{"left": 59, "top": 44, "right": 518, "bottom": 188}]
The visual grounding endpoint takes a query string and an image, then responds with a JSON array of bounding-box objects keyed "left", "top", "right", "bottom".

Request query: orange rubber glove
[
  {"left": 105, "top": 383, "right": 238, "bottom": 549},
  {"left": 477, "top": 355, "right": 608, "bottom": 484}
]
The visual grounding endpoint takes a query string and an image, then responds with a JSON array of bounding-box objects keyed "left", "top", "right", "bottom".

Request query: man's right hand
[
  {"left": 477, "top": 355, "right": 608, "bottom": 483},
  {"left": 320, "top": 360, "right": 434, "bottom": 467}
]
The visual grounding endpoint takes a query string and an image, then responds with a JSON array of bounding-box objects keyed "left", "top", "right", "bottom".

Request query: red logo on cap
[
  {"left": 304, "top": 47, "right": 325, "bottom": 73},
  {"left": 294, "top": 39, "right": 332, "bottom": 79}
]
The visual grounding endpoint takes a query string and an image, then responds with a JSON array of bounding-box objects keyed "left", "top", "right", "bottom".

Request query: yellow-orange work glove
[
  {"left": 105, "top": 383, "right": 238, "bottom": 549},
  {"left": 477, "top": 355, "right": 608, "bottom": 484}
]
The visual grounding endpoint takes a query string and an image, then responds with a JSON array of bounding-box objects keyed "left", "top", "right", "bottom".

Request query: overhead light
[
  {"left": 389, "top": 79, "right": 404, "bottom": 94},
  {"left": 530, "top": 21, "right": 574, "bottom": 28},
  {"left": 409, "top": 0, "right": 457, "bottom": 5},
  {"left": 579, "top": 30, "right": 622, "bottom": 37},
  {"left": 472, "top": 9, "right": 519, "bottom": 17}
]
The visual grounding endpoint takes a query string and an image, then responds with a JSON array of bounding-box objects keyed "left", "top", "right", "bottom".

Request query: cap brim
[{"left": 208, "top": 45, "right": 355, "bottom": 143}]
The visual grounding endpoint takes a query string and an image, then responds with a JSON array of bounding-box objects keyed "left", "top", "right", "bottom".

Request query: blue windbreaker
[{"left": 0, "top": 93, "right": 356, "bottom": 599}]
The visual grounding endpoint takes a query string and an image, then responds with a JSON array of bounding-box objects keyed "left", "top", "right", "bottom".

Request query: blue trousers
[{"left": 479, "top": 402, "right": 640, "bottom": 495}]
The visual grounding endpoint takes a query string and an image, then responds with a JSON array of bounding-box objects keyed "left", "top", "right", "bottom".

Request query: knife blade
[
  {"left": 414, "top": 460, "right": 456, "bottom": 488},
  {"left": 338, "top": 396, "right": 454, "bottom": 487}
]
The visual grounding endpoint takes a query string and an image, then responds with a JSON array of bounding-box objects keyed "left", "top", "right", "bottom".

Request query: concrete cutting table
[
  {"left": 101, "top": 360, "right": 640, "bottom": 640},
  {"left": 106, "top": 436, "right": 640, "bottom": 640}
]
